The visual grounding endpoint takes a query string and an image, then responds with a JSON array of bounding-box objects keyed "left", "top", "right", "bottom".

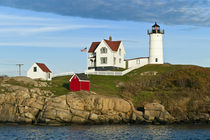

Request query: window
[
  {"left": 119, "top": 58, "right": 122, "bottom": 64},
  {"left": 136, "top": 59, "right": 140, "bottom": 64},
  {"left": 113, "top": 57, "right": 116, "bottom": 65},
  {"left": 48, "top": 73, "right": 51, "bottom": 79},
  {"left": 155, "top": 58, "right": 158, "bottom": 62},
  {"left": 101, "top": 57, "right": 107, "bottom": 64},
  {"left": 100, "top": 47, "right": 107, "bottom": 54},
  {"left": 33, "top": 67, "right": 37, "bottom": 72},
  {"left": 119, "top": 49, "right": 121, "bottom": 56}
]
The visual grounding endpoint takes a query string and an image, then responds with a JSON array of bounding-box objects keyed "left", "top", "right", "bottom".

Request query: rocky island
[{"left": 0, "top": 64, "right": 209, "bottom": 125}]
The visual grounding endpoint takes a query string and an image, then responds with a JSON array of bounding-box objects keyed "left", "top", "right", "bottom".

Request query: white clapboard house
[
  {"left": 88, "top": 36, "right": 126, "bottom": 71},
  {"left": 27, "top": 63, "right": 52, "bottom": 81}
]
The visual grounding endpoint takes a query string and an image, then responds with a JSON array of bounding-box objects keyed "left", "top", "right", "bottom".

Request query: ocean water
[{"left": 0, "top": 124, "right": 209, "bottom": 140}]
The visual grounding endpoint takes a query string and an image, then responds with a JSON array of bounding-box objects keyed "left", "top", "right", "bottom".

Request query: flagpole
[
  {"left": 80, "top": 47, "right": 88, "bottom": 75},
  {"left": 86, "top": 47, "right": 88, "bottom": 76}
]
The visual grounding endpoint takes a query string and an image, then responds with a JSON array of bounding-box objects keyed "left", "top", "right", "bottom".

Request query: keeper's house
[
  {"left": 27, "top": 63, "right": 52, "bottom": 81},
  {"left": 88, "top": 36, "right": 126, "bottom": 71},
  {"left": 69, "top": 73, "right": 89, "bottom": 91}
]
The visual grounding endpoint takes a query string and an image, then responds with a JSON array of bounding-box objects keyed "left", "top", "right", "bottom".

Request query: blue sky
[{"left": 0, "top": 0, "right": 209, "bottom": 76}]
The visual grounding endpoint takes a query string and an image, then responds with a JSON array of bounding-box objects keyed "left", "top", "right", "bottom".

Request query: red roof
[
  {"left": 36, "top": 63, "right": 51, "bottom": 73},
  {"left": 88, "top": 42, "right": 100, "bottom": 53},
  {"left": 88, "top": 40, "right": 121, "bottom": 53}
]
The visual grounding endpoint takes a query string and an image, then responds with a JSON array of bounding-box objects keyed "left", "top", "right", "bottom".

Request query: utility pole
[{"left": 16, "top": 64, "right": 24, "bottom": 76}]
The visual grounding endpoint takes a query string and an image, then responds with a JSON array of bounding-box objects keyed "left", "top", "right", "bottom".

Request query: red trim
[{"left": 36, "top": 63, "right": 51, "bottom": 72}]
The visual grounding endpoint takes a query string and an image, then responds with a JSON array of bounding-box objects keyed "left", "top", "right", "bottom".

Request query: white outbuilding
[
  {"left": 27, "top": 63, "right": 52, "bottom": 81},
  {"left": 125, "top": 57, "right": 149, "bottom": 69}
]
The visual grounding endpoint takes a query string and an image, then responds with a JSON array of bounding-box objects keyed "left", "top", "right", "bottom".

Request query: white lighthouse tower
[{"left": 148, "top": 22, "right": 164, "bottom": 64}]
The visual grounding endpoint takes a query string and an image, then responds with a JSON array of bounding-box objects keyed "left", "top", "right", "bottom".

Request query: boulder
[{"left": 143, "top": 103, "right": 175, "bottom": 123}]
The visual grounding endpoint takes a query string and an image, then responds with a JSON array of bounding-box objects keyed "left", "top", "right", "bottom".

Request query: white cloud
[
  {"left": 0, "top": 42, "right": 80, "bottom": 48},
  {"left": 0, "top": 14, "right": 54, "bottom": 21},
  {"left": 0, "top": 25, "right": 109, "bottom": 34},
  {"left": 0, "top": 12, "right": 110, "bottom": 35}
]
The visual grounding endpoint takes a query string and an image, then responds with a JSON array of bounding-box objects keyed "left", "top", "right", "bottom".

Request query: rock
[
  {"left": 71, "top": 109, "right": 89, "bottom": 119},
  {"left": 0, "top": 104, "right": 17, "bottom": 122},
  {"left": 24, "top": 112, "right": 34, "bottom": 119},
  {"left": 140, "top": 71, "right": 158, "bottom": 76},
  {"left": 0, "top": 79, "right": 208, "bottom": 125},
  {"left": 143, "top": 103, "right": 175, "bottom": 123},
  {"left": 114, "top": 99, "right": 131, "bottom": 113},
  {"left": 43, "top": 109, "right": 57, "bottom": 120},
  {"left": 132, "top": 111, "right": 144, "bottom": 123},
  {"left": 66, "top": 94, "right": 85, "bottom": 110},
  {"left": 56, "top": 110, "right": 72, "bottom": 122},
  {"left": 89, "top": 113, "right": 98, "bottom": 121},
  {"left": 71, "top": 116, "right": 86, "bottom": 124},
  {"left": 38, "top": 93, "right": 135, "bottom": 124}
]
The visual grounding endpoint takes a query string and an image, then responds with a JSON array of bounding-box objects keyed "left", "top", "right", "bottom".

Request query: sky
[{"left": 0, "top": 0, "right": 209, "bottom": 76}]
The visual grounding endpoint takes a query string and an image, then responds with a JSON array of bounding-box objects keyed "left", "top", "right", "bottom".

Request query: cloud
[
  {"left": 0, "top": 42, "right": 79, "bottom": 48},
  {"left": 0, "top": 25, "right": 109, "bottom": 34},
  {"left": 0, "top": 0, "right": 209, "bottom": 26},
  {"left": 0, "top": 13, "right": 53, "bottom": 21},
  {"left": 0, "top": 12, "right": 110, "bottom": 36}
]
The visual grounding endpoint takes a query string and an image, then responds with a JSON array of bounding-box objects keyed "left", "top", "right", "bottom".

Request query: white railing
[
  {"left": 86, "top": 63, "right": 147, "bottom": 76},
  {"left": 86, "top": 71, "right": 122, "bottom": 76},
  {"left": 52, "top": 72, "right": 74, "bottom": 77},
  {"left": 121, "top": 63, "right": 147, "bottom": 75},
  {"left": 53, "top": 64, "right": 148, "bottom": 77}
]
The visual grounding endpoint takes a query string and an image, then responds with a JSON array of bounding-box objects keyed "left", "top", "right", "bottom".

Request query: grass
[
  {"left": 5, "top": 79, "right": 33, "bottom": 88},
  {"left": 133, "top": 91, "right": 154, "bottom": 105},
  {"left": 50, "top": 64, "right": 209, "bottom": 98},
  {"left": 49, "top": 75, "right": 71, "bottom": 96},
  {"left": 89, "top": 75, "right": 129, "bottom": 96},
  {"left": 127, "top": 64, "right": 193, "bottom": 76}
]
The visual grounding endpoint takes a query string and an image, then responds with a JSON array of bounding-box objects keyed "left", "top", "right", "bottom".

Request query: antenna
[{"left": 16, "top": 64, "right": 24, "bottom": 76}]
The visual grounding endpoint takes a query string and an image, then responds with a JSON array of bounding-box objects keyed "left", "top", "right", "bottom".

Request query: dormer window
[{"left": 101, "top": 47, "right": 107, "bottom": 54}]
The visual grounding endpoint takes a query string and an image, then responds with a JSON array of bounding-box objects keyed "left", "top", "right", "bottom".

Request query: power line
[{"left": 0, "top": 63, "right": 17, "bottom": 65}]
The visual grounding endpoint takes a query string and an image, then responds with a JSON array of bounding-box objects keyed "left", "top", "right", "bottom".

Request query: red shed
[{"left": 69, "top": 73, "right": 90, "bottom": 91}]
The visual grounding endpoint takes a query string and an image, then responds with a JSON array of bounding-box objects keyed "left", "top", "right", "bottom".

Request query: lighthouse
[{"left": 148, "top": 22, "right": 164, "bottom": 64}]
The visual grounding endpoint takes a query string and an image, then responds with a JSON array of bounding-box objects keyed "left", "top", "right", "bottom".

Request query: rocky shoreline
[{"left": 0, "top": 89, "right": 209, "bottom": 125}]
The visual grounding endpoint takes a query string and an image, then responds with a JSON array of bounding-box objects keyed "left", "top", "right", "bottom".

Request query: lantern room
[
  {"left": 152, "top": 22, "right": 160, "bottom": 30},
  {"left": 148, "top": 22, "right": 164, "bottom": 34}
]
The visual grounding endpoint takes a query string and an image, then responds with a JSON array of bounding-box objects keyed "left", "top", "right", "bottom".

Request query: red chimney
[{"left": 109, "top": 36, "right": 112, "bottom": 41}]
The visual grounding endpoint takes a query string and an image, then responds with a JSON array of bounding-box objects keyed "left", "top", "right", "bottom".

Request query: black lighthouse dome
[
  {"left": 147, "top": 22, "right": 164, "bottom": 34},
  {"left": 152, "top": 22, "right": 160, "bottom": 28}
]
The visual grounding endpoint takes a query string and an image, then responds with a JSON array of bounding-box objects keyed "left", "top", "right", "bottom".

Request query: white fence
[
  {"left": 53, "top": 64, "right": 148, "bottom": 77},
  {"left": 52, "top": 72, "right": 74, "bottom": 78},
  {"left": 86, "top": 71, "right": 122, "bottom": 76},
  {"left": 86, "top": 63, "right": 147, "bottom": 76}
]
